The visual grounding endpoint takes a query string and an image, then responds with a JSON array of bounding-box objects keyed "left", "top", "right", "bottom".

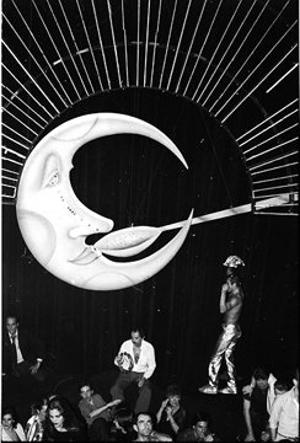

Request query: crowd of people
[{"left": 2, "top": 256, "right": 298, "bottom": 441}]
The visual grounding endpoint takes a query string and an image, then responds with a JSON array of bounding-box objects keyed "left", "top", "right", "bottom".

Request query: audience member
[
  {"left": 111, "top": 326, "right": 156, "bottom": 414},
  {"left": 78, "top": 381, "right": 121, "bottom": 441},
  {"left": 3, "top": 314, "right": 46, "bottom": 383},
  {"left": 133, "top": 412, "right": 172, "bottom": 441},
  {"left": 1, "top": 407, "right": 26, "bottom": 442},
  {"left": 243, "top": 368, "right": 271, "bottom": 441},
  {"left": 269, "top": 369, "right": 299, "bottom": 441},
  {"left": 110, "top": 407, "right": 135, "bottom": 441},
  {"left": 43, "top": 396, "right": 87, "bottom": 441},
  {"left": 156, "top": 384, "right": 186, "bottom": 438},
  {"left": 177, "top": 412, "right": 218, "bottom": 441},
  {"left": 25, "top": 397, "right": 48, "bottom": 441}
]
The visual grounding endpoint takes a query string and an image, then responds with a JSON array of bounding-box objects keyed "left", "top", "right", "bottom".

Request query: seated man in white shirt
[
  {"left": 110, "top": 327, "right": 156, "bottom": 414},
  {"left": 269, "top": 369, "right": 299, "bottom": 441}
]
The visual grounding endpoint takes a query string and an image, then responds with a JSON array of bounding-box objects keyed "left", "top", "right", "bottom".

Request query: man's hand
[
  {"left": 137, "top": 376, "right": 145, "bottom": 388},
  {"left": 30, "top": 362, "right": 41, "bottom": 374},
  {"left": 160, "top": 398, "right": 169, "bottom": 410},
  {"left": 242, "top": 384, "right": 253, "bottom": 395},
  {"left": 244, "top": 433, "right": 255, "bottom": 441}
]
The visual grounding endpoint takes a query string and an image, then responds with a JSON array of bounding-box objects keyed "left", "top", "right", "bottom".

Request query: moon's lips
[{"left": 16, "top": 113, "right": 192, "bottom": 291}]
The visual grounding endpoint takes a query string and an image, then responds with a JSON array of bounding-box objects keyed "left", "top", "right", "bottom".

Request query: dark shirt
[
  {"left": 42, "top": 426, "right": 87, "bottom": 441},
  {"left": 157, "top": 406, "right": 186, "bottom": 437},
  {"left": 79, "top": 393, "right": 112, "bottom": 426}
]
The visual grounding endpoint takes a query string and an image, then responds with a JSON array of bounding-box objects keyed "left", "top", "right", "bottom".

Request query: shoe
[
  {"left": 198, "top": 384, "right": 218, "bottom": 394},
  {"left": 218, "top": 386, "right": 237, "bottom": 394}
]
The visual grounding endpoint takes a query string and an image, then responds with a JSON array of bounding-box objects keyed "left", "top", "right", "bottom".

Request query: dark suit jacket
[{"left": 2, "top": 328, "right": 46, "bottom": 375}]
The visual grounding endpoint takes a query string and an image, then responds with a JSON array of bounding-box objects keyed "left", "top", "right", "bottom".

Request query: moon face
[{"left": 16, "top": 113, "right": 192, "bottom": 290}]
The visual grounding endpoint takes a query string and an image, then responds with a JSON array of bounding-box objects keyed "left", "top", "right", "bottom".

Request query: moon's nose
[{"left": 69, "top": 217, "right": 114, "bottom": 238}]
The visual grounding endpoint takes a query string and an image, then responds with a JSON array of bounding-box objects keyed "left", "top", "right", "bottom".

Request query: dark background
[
  {"left": 2, "top": 88, "right": 298, "bottom": 392},
  {"left": 2, "top": 0, "right": 298, "bottom": 396}
]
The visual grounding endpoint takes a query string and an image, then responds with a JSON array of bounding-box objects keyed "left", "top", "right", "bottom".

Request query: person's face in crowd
[
  {"left": 2, "top": 413, "right": 14, "bottom": 431},
  {"left": 193, "top": 420, "right": 209, "bottom": 439},
  {"left": 131, "top": 331, "right": 143, "bottom": 347},
  {"left": 168, "top": 394, "right": 181, "bottom": 408},
  {"left": 39, "top": 404, "right": 48, "bottom": 421},
  {"left": 6, "top": 317, "right": 18, "bottom": 336},
  {"left": 49, "top": 408, "right": 64, "bottom": 430},
  {"left": 256, "top": 377, "right": 269, "bottom": 390},
  {"left": 134, "top": 414, "right": 153, "bottom": 438},
  {"left": 80, "top": 386, "right": 93, "bottom": 401}
]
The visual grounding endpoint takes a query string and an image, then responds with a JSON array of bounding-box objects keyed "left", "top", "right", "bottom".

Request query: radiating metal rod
[
  {"left": 3, "top": 13, "right": 68, "bottom": 108},
  {"left": 3, "top": 146, "right": 27, "bottom": 158},
  {"left": 2, "top": 155, "right": 23, "bottom": 166},
  {"left": 253, "top": 174, "right": 298, "bottom": 185},
  {"left": 150, "top": 0, "right": 163, "bottom": 88},
  {"left": 9, "top": 0, "right": 73, "bottom": 104},
  {"left": 240, "top": 110, "right": 298, "bottom": 147},
  {"left": 266, "top": 63, "right": 298, "bottom": 94},
  {"left": 121, "top": 0, "right": 130, "bottom": 87},
  {"left": 76, "top": 0, "right": 103, "bottom": 91},
  {"left": 190, "top": 0, "right": 224, "bottom": 99},
  {"left": 166, "top": 0, "right": 192, "bottom": 90},
  {"left": 159, "top": 0, "right": 178, "bottom": 89},
  {"left": 244, "top": 124, "right": 298, "bottom": 155},
  {"left": 3, "top": 85, "right": 48, "bottom": 125},
  {"left": 246, "top": 137, "right": 298, "bottom": 162},
  {"left": 107, "top": 0, "right": 122, "bottom": 88},
  {"left": 143, "top": 0, "right": 151, "bottom": 86},
  {"left": 91, "top": 0, "right": 111, "bottom": 89},
  {"left": 3, "top": 40, "right": 60, "bottom": 114},
  {"left": 203, "top": 0, "right": 268, "bottom": 107},
  {"left": 237, "top": 99, "right": 298, "bottom": 141},
  {"left": 210, "top": 0, "right": 292, "bottom": 113},
  {"left": 175, "top": 0, "right": 208, "bottom": 93},
  {"left": 254, "top": 211, "right": 297, "bottom": 216},
  {"left": 55, "top": 0, "right": 91, "bottom": 96},
  {"left": 249, "top": 151, "right": 298, "bottom": 171},
  {"left": 221, "top": 43, "right": 297, "bottom": 123},
  {"left": 196, "top": 0, "right": 244, "bottom": 102},
  {"left": 3, "top": 136, "right": 30, "bottom": 151},
  {"left": 2, "top": 123, "right": 34, "bottom": 143},
  {"left": 2, "top": 168, "right": 19, "bottom": 176},
  {"left": 3, "top": 107, "right": 40, "bottom": 136},
  {"left": 253, "top": 182, "right": 298, "bottom": 194},
  {"left": 2, "top": 175, "right": 18, "bottom": 182},
  {"left": 136, "top": 0, "right": 141, "bottom": 86},
  {"left": 251, "top": 162, "right": 298, "bottom": 176},
  {"left": 2, "top": 91, "right": 46, "bottom": 129}
]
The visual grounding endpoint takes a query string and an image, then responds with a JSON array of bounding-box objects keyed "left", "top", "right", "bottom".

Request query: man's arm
[
  {"left": 243, "top": 397, "right": 255, "bottom": 441},
  {"left": 143, "top": 344, "right": 156, "bottom": 380},
  {"left": 269, "top": 395, "right": 283, "bottom": 441},
  {"left": 89, "top": 399, "right": 122, "bottom": 418}
]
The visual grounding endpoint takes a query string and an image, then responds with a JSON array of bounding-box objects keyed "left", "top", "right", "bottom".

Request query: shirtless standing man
[{"left": 199, "top": 255, "right": 245, "bottom": 395}]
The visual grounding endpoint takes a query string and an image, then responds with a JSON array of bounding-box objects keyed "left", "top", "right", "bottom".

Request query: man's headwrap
[{"left": 223, "top": 255, "right": 245, "bottom": 268}]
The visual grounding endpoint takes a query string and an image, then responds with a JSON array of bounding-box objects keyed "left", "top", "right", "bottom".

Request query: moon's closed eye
[{"left": 16, "top": 113, "right": 192, "bottom": 291}]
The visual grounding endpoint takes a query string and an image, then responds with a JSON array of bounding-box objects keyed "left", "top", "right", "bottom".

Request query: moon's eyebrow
[{"left": 41, "top": 153, "right": 62, "bottom": 188}]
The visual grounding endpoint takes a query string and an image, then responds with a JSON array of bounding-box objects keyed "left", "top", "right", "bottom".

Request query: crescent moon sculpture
[{"left": 16, "top": 113, "right": 193, "bottom": 291}]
